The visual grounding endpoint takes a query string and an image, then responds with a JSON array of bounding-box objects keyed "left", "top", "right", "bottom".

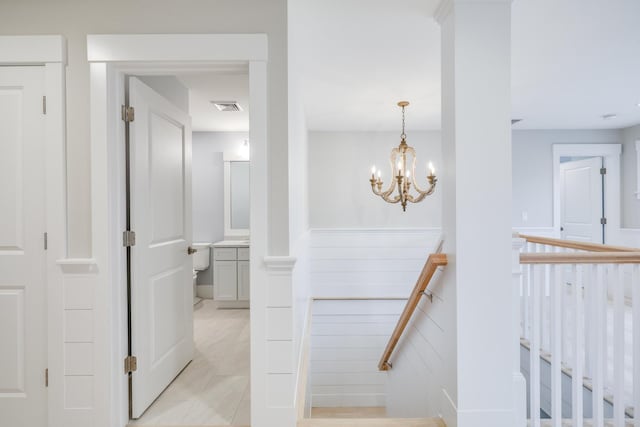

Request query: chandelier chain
[{"left": 401, "top": 105, "right": 406, "bottom": 139}]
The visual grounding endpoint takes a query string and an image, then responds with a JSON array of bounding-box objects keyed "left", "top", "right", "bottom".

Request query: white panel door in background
[
  {"left": 0, "top": 67, "right": 47, "bottom": 426},
  {"left": 129, "top": 77, "right": 194, "bottom": 418},
  {"left": 559, "top": 156, "right": 604, "bottom": 243}
]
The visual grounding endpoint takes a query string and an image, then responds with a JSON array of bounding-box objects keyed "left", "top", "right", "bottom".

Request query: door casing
[
  {"left": 552, "top": 144, "right": 622, "bottom": 244},
  {"left": 0, "top": 36, "right": 67, "bottom": 427},
  {"left": 87, "top": 34, "right": 269, "bottom": 427}
]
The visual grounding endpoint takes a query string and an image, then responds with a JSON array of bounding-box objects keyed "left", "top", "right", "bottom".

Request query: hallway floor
[{"left": 129, "top": 300, "right": 250, "bottom": 426}]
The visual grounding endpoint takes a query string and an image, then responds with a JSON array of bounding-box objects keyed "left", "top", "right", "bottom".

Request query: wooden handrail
[
  {"left": 521, "top": 252, "right": 640, "bottom": 264},
  {"left": 378, "top": 253, "right": 448, "bottom": 371},
  {"left": 517, "top": 234, "right": 639, "bottom": 253}
]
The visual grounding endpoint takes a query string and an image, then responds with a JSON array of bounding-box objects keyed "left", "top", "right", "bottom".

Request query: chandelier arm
[
  {"left": 379, "top": 148, "right": 400, "bottom": 198},
  {"left": 406, "top": 146, "right": 427, "bottom": 193},
  {"left": 381, "top": 192, "right": 402, "bottom": 204},
  {"left": 408, "top": 183, "right": 436, "bottom": 203}
]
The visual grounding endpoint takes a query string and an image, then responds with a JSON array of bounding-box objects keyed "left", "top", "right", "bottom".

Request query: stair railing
[
  {"left": 515, "top": 233, "right": 640, "bottom": 427},
  {"left": 378, "top": 252, "right": 447, "bottom": 371}
]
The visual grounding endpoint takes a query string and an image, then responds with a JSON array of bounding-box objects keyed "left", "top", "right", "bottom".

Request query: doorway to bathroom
[{"left": 122, "top": 71, "right": 252, "bottom": 426}]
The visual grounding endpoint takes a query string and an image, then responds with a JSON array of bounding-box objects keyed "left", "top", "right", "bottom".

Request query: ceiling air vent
[
  {"left": 511, "top": 119, "right": 523, "bottom": 125},
  {"left": 211, "top": 101, "right": 243, "bottom": 112}
]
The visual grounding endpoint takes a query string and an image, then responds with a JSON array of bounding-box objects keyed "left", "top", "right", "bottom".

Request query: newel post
[{"left": 512, "top": 233, "right": 527, "bottom": 426}]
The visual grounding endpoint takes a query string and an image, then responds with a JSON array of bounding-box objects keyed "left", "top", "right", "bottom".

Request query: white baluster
[
  {"left": 562, "top": 249, "right": 570, "bottom": 367},
  {"left": 591, "top": 264, "right": 605, "bottom": 427},
  {"left": 530, "top": 263, "right": 541, "bottom": 427},
  {"left": 523, "top": 263, "right": 531, "bottom": 342},
  {"left": 584, "top": 264, "right": 593, "bottom": 380},
  {"left": 542, "top": 254, "right": 550, "bottom": 353},
  {"left": 551, "top": 263, "right": 563, "bottom": 427},
  {"left": 573, "top": 264, "right": 584, "bottom": 427},
  {"left": 613, "top": 264, "right": 625, "bottom": 427},
  {"left": 632, "top": 264, "right": 639, "bottom": 427}
]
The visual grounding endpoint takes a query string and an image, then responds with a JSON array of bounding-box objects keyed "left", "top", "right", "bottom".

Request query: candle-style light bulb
[
  {"left": 428, "top": 162, "right": 435, "bottom": 176},
  {"left": 377, "top": 170, "right": 381, "bottom": 179}
]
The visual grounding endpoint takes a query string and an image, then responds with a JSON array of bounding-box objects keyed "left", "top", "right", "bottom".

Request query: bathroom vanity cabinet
[{"left": 212, "top": 241, "right": 250, "bottom": 308}]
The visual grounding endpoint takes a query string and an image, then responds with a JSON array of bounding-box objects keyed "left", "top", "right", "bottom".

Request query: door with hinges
[
  {"left": 0, "top": 67, "right": 47, "bottom": 426},
  {"left": 127, "top": 77, "right": 194, "bottom": 418},
  {"left": 560, "top": 156, "right": 605, "bottom": 243}
]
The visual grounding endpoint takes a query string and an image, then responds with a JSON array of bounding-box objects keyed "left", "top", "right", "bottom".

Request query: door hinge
[
  {"left": 44, "top": 232, "right": 48, "bottom": 250},
  {"left": 42, "top": 96, "right": 47, "bottom": 115},
  {"left": 45, "top": 368, "right": 48, "bottom": 387},
  {"left": 601, "top": 217, "right": 607, "bottom": 225},
  {"left": 123, "top": 230, "right": 136, "bottom": 247},
  {"left": 600, "top": 167, "right": 607, "bottom": 175},
  {"left": 121, "top": 105, "right": 135, "bottom": 122},
  {"left": 124, "top": 355, "right": 137, "bottom": 374}
]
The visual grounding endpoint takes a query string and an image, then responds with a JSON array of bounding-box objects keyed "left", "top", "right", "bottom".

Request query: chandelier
[{"left": 369, "top": 101, "right": 437, "bottom": 212}]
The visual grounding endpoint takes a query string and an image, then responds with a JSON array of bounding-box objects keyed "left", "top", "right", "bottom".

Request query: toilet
[{"left": 192, "top": 242, "right": 212, "bottom": 304}]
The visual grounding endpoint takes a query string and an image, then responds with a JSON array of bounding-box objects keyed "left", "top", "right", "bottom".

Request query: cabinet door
[
  {"left": 238, "top": 261, "right": 250, "bottom": 301},
  {"left": 214, "top": 261, "right": 238, "bottom": 301}
]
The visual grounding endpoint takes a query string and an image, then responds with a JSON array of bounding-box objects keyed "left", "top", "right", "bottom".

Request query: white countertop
[{"left": 212, "top": 240, "right": 250, "bottom": 248}]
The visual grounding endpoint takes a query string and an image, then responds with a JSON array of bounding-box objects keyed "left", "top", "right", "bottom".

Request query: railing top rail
[
  {"left": 520, "top": 251, "right": 640, "bottom": 264},
  {"left": 378, "top": 252, "right": 447, "bottom": 371},
  {"left": 517, "top": 233, "right": 639, "bottom": 253}
]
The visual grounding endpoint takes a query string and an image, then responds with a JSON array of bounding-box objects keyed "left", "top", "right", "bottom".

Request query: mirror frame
[{"left": 223, "top": 151, "right": 250, "bottom": 238}]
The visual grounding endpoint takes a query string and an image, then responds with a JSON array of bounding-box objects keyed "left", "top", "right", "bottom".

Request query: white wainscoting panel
[
  {"left": 309, "top": 299, "right": 405, "bottom": 408},
  {"left": 56, "top": 261, "right": 98, "bottom": 426},
  {"left": 385, "top": 265, "right": 451, "bottom": 418},
  {"left": 310, "top": 228, "right": 442, "bottom": 298}
]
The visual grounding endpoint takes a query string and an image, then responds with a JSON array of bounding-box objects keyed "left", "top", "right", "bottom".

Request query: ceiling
[
  {"left": 295, "top": 0, "right": 640, "bottom": 131},
  {"left": 177, "top": 71, "right": 249, "bottom": 132}
]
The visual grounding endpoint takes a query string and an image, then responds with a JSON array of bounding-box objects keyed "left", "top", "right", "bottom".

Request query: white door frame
[
  {"left": 552, "top": 143, "right": 622, "bottom": 243},
  {"left": 87, "top": 34, "right": 269, "bottom": 427},
  {"left": 0, "top": 36, "right": 67, "bottom": 427}
]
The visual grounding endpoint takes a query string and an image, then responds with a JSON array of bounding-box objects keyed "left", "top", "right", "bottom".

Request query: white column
[{"left": 435, "top": 1, "right": 514, "bottom": 426}]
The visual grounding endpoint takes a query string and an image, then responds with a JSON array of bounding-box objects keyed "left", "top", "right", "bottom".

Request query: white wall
[
  {"left": 192, "top": 131, "right": 249, "bottom": 288},
  {"left": 137, "top": 76, "right": 189, "bottom": 113},
  {"left": 308, "top": 131, "right": 442, "bottom": 229},
  {"left": 307, "top": 229, "right": 442, "bottom": 409},
  {"left": 287, "top": 2, "right": 313, "bottom": 414},
  {"left": 309, "top": 299, "right": 402, "bottom": 408},
  {"left": 511, "top": 129, "right": 621, "bottom": 228},
  {"left": 308, "top": 129, "right": 639, "bottom": 232},
  {"left": 310, "top": 229, "right": 442, "bottom": 298},
  {"left": 385, "top": 267, "right": 447, "bottom": 418},
  {"left": 0, "top": 0, "right": 289, "bottom": 257},
  {"left": 621, "top": 124, "right": 640, "bottom": 229}
]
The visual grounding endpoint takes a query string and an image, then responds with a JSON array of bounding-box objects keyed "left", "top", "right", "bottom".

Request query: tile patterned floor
[{"left": 129, "top": 300, "right": 250, "bottom": 426}]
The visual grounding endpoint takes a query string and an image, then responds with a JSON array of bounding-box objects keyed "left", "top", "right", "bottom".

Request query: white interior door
[
  {"left": 560, "top": 156, "right": 604, "bottom": 243},
  {"left": 0, "top": 67, "right": 47, "bottom": 426},
  {"left": 129, "top": 77, "right": 194, "bottom": 418}
]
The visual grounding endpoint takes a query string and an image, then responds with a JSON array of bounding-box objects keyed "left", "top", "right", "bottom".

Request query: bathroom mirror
[{"left": 223, "top": 153, "right": 250, "bottom": 238}]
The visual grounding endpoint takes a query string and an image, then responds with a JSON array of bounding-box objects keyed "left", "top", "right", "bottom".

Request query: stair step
[{"left": 298, "top": 418, "right": 446, "bottom": 427}]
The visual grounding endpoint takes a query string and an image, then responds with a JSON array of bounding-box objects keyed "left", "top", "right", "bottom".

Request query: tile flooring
[{"left": 129, "top": 300, "right": 250, "bottom": 426}]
